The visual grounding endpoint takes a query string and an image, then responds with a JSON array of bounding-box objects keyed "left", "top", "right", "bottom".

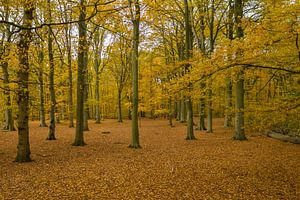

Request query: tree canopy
[{"left": 0, "top": 0, "right": 299, "bottom": 162}]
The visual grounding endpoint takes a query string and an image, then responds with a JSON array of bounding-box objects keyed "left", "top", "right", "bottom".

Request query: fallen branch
[{"left": 267, "top": 131, "right": 300, "bottom": 144}]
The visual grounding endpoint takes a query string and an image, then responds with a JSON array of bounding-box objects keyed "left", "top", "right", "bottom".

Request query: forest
[{"left": 0, "top": 0, "right": 299, "bottom": 199}]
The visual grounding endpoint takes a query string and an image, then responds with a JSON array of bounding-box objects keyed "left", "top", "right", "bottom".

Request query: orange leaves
[{"left": 0, "top": 119, "right": 299, "bottom": 199}]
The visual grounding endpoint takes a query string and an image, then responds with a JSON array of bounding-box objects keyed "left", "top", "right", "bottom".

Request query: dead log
[{"left": 267, "top": 132, "right": 300, "bottom": 144}]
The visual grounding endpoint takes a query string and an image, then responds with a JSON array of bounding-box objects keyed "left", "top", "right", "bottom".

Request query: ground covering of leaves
[{"left": 0, "top": 119, "right": 299, "bottom": 199}]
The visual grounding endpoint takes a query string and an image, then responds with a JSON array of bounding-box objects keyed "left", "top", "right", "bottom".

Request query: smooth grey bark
[
  {"left": 15, "top": 1, "right": 34, "bottom": 162},
  {"left": 117, "top": 89, "right": 123, "bottom": 122},
  {"left": 233, "top": 70, "right": 247, "bottom": 140},
  {"left": 73, "top": 0, "right": 87, "bottom": 146},
  {"left": 1, "top": 8, "right": 15, "bottom": 131},
  {"left": 184, "top": 0, "right": 196, "bottom": 140},
  {"left": 129, "top": 0, "right": 141, "bottom": 148},
  {"left": 88, "top": 84, "right": 94, "bottom": 119},
  {"left": 197, "top": 83, "right": 206, "bottom": 130},
  {"left": 193, "top": 2, "right": 206, "bottom": 131},
  {"left": 176, "top": 100, "right": 181, "bottom": 121},
  {"left": 174, "top": 24, "right": 187, "bottom": 124},
  {"left": 111, "top": 35, "right": 130, "bottom": 123},
  {"left": 224, "top": 78, "right": 233, "bottom": 127},
  {"left": 224, "top": 0, "right": 234, "bottom": 128},
  {"left": 82, "top": 43, "right": 89, "bottom": 131},
  {"left": 198, "top": 96, "right": 206, "bottom": 130},
  {"left": 95, "top": 62, "right": 101, "bottom": 123},
  {"left": 207, "top": 0, "right": 218, "bottom": 133},
  {"left": 83, "top": 68, "right": 89, "bottom": 131},
  {"left": 168, "top": 97, "right": 173, "bottom": 127},
  {"left": 93, "top": 27, "right": 102, "bottom": 124},
  {"left": 83, "top": 45, "right": 89, "bottom": 131},
  {"left": 180, "top": 98, "right": 187, "bottom": 123},
  {"left": 37, "top": 49, "right": 47, "bottom": 127},
  {"left": 173, "top": 100, "right": 178, "bottom": 121},
  {"left": 63, "top": 2, "right": 74, "bottom": 128},
  {"left": 233, "top": 0, "right": 247, "bottom": 140},
  {"left": 207, "top": 81, "right": 213, "bottom": 133},
  {"left": 2, "top": 63, "right": 15, "bottom": 131},
  {"left": 206, "top": 0, "right": 216, "bottom": 133},
  {"left": 186, "top": 98, "right": 196, "bottom": 140},
  {"left": 67, "top": 38, "right": 74, "bottom": 128},
  {"left": 47, "top": 0, "right": 56, "bottom": 140},
  {"left": 149, "top": 64, "right": 154, "bottom": 119}
]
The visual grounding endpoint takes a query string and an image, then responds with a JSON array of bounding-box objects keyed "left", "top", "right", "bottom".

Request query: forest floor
[{"left": 0, "top": 118, "right": 299, "bottom": 200}]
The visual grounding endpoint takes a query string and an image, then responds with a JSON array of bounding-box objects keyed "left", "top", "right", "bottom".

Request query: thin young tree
[
  {"left": 47, "top": 0, "right": 57, "bottom": 140},
  {"left": 61, "top": 1, "right": 74, "bottom": 128},
  {"left": 224, "top": 0, "right": 234, "bottom": 128},
  {"left": 37, "top": 43, "right": 47, "bottom": 127},
  {"left": 93, "top": 27, "right": 104, "bottom": 124},
  {"left": 92, "top": 26, "right": 109, "bottom": 124},
  {"left": 109, "top": 32, "right": 130, "bottom": 123},
  {"left": 0, "top": 5, "right": 15, "bottom": 131}
]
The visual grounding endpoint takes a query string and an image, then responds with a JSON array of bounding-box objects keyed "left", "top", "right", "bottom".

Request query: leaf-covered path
[{"left": 0, "top": 119, "right": 299, "bottom": 199}]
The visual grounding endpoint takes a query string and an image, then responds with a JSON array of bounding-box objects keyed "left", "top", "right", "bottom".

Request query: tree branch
[{"left": 0, "top": 0, "right": 121, "bottom": 31}]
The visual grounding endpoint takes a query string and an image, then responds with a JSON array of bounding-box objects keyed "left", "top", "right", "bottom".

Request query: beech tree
[
  {"left": 0, "top": 0, "right": 299, "bottom": 163},
  {"left": 193, "top": 0, "right": 207, "bottom": 131},
  {"left": 109, "top": 33, "right": 130, "bottom": 123},
  {"left": 36, "top": 41, "right": 47, "bottom": 127},
  {"left": 232, "top": 0, "right": 247, "bottom": 140},
  {"left": 223, "top": 0, "right": 234, "bottom": 128},
  {"left": 47, "top": 0, "right": 57, "bottom": 140},
  {"left": 129, "top": 0, "right": 141, "bottom": 148},
  {"left": 92, "top": 27, "right": 105, "bottom": 124},
  {"left": 73, "top": 0, "right": 88, "bottom": 146},
  {"left": 59, "top": 1, "right": 74, "bottom": 128},
  {"left": 183, "top": 0, "right": 196, "bottom": 140},
  {"left": 0, "top": 3, "right": 15, "bottom": 131},
  {"left": 15, "top": 0, "right": 34, "bottom": 162}
]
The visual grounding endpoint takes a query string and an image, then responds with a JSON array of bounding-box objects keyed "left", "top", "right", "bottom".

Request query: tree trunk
[
  {"left": 207, "top": 82, "right": 213, "bottom": 133},
  {"left": 1, "top": 9, "right": 15, "bottom": 131},
  {"left": 186, "top": 97, "right": 196, "bottom": 140},
  {"left": 198, "top": 98, "right": 206, "bottom": 130},
  {"left": 180, "top": 98, "right": 186, "bottom": 123},
  {"left": 176, "top": 100, "right": 180, "bottom": 121},
  {"left": 73, "top": 0, "right": 87, "bottom": 146},
  {"left": 168, "top": 97, "right": 173, "bottom": 127},
  {"left": 2, "top": 60, "right": 15, "bottom": 131},
  {"left": 94, "top": 28, "right": 101, "bottom": 124},
  {"left": 184, "top": 0, "right": 196, "bottom": 140},
  {"left": 174, "top": 99, "right": 178, "bottom": 121},
  {"left": 65, "top": 22, "right": 74, "bottom": 128},
  {"left": 37, "top": 50, "right": 47, "bottom": 127},
  {"left": 224, "top": 0, "right": 234, "bottom": 128},
  {"left": 197, "top": 82, "right": 206, "bottom": 130},
  {"left": 15, "top": 1, "right": 34, "bottom": 162},
  {"left": 83, "top": 70, "right": 89, "bottom": 131},
  {"left": 95, "top": 72, "right": 101, "bottom": 123},
  {"left": 194, "top": 2, "right": 206, "bottom": 132},
  {"left": 206, "top": 0, "right": 215, "bottom": 133},
  {"left": 117, "top": 89, "right": 123, "bottom": 122},
  {"left": 47, "top": 0, "right": 56, "bottom": 140},
  {"left": 129, "top": 0, "right": 141, "bottom": 148},
  {"left": 224, "top": 78, "right": 233, "bottom": 127},
  {"left": 233, "top": 70, "right": 247, "bottom": 140},
  {"left": 233, "top": 0, "right": 247, "bottom": 140},
  {"left": 83, "top": 53, "right": 90, "bottom": 131}
]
